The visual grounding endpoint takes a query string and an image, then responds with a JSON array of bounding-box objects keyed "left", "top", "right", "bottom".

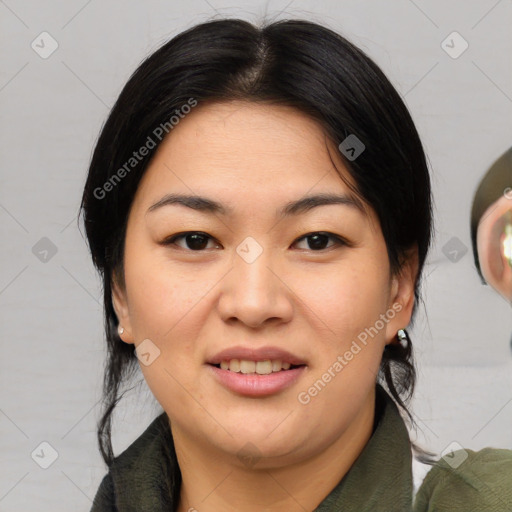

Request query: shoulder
[
  {"left": 89, "top": 412, "right": 172, "bottom": 512},
  {"left": 90, "top": 472, "right": 116, "bottom": 511},
  {"left": 413, "top": 447, "right": 512, "bottom": 511}
]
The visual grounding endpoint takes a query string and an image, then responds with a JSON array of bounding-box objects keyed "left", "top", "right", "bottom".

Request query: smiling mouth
[{"left": 210, "top": 359, "right": 305, "bottom": 375}]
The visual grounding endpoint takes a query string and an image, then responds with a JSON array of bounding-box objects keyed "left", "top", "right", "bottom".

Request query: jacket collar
[
  {"left": 110, "top": 384, "right": 412, "bottom": 511},
  {"left": 313, "top": 384, "right": 413, "bottom": 511}
]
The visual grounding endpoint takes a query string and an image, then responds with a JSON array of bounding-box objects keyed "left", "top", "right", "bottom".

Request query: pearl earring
[
  {"left": 118, "top": 326, "right": 124, "bottom": 335},
  {"left": 397, "top": 329, "right": 407, "bottom": 346}
]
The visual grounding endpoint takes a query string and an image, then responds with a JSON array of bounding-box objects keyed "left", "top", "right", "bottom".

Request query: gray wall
[{"left": 1, "top": 0, "right": 511, "bottom": 509}]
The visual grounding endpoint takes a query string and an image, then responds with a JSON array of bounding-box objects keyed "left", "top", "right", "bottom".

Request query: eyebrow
[{"left": 146, "top": 192, "right": 365, "bottom": 218}]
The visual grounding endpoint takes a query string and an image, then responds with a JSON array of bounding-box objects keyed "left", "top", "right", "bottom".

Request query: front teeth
[{"left": 219, "top": 359, "right": 292, "bottom": 374}]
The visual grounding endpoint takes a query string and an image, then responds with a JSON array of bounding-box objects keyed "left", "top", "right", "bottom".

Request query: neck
[{"left": 173, "top": 387, "right": 376, "bottom": 512}]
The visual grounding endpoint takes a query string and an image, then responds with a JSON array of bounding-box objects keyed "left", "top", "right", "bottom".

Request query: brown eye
[
  {"left": 161, "top": 232, "right": 219, "bottom": 251},
  {"left": 293, "top": 232, "right": 347, "bottom": 251}
]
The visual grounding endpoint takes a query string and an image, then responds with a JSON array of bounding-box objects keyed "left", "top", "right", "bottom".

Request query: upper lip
[{"left": 207, "top": 346, "right": 307, "bottom": 366}]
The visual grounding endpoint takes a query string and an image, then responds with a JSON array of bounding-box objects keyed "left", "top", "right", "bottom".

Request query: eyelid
[
  {"left": 160, "top": 231, "right": 351, "bottom": 251},
  {"left": 159, "top": 231, "right": 220, "bottom": 249},
  {"left": 294, "top": 231, "right": 351, "bottom": 250}
]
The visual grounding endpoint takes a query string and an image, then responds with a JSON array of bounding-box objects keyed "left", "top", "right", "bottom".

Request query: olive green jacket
[{"left": 90, "top": 385, "right": 512, "bottom": 511}]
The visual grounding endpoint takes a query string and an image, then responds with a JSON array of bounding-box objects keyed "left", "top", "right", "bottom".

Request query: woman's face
[{"left": 112, "top": 100, "right": 416, "bottom": 467}]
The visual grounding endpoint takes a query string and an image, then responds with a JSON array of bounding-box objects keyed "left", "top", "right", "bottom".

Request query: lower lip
[{"left": 207, "top": 364, "right": 306, "bottom": 397}]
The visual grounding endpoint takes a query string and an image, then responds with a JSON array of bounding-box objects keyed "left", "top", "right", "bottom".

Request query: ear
[
  {"left": 385, "top": 245, "right": 419, "bottom": 345},
  {"left": 111, "top": 270, "right": 135, "bottom": 345}
]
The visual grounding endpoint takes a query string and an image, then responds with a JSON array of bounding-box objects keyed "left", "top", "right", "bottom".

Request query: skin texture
[
  {"left": 477, "top": 193, "right": 512, "bottom": 304},
  {"left": 112, "top": 100, "right": 418, "bottom": 512}
]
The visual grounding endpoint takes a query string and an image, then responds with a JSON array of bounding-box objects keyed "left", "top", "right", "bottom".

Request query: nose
[{"left": 217, "top": 239, "right": 294, "bottom": 329}]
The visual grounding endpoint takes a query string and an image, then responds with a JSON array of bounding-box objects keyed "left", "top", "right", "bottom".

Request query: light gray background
[{"left": 1, "top": 0, "right": 511, "bottom": 510}]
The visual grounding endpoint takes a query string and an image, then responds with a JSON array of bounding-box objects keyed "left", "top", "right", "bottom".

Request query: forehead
[
  {"left": 168, "top": 99, "right": 330, "bottom": 153},
  {"left": 131, "top": 100, "right": 369, "bottom": 219}
]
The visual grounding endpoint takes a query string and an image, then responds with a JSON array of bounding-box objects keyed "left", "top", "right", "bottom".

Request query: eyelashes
[
  {"left": 161, "top": 232, "right": 219, "bottom": 251},
  {"left": 294, "top": 232, "right": 348, "bottom": 251},
  {"left": 159, "top": 231, "right": 350, "bottom": 252}
]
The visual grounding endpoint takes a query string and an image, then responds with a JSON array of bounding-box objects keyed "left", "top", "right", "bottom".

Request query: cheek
[
  {"left": 128, "top": 263, "right": 207, "bottom": 412},
  {"left": 124, "top": 245, "right": 209, "bottom": 340},
  {"left": 293, "top": 264, "right": 390, "bottom": 424},
  {"left": 297, "top": 259, "right": 391, "bottom": 339}
]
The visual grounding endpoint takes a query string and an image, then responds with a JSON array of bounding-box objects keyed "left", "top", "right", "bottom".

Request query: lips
[
  {"left": 206, "top": 346, "right": 307, "bottom": 396},
  {"left": 206, "top": 346, "right": 307, "bottom": 367}
]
